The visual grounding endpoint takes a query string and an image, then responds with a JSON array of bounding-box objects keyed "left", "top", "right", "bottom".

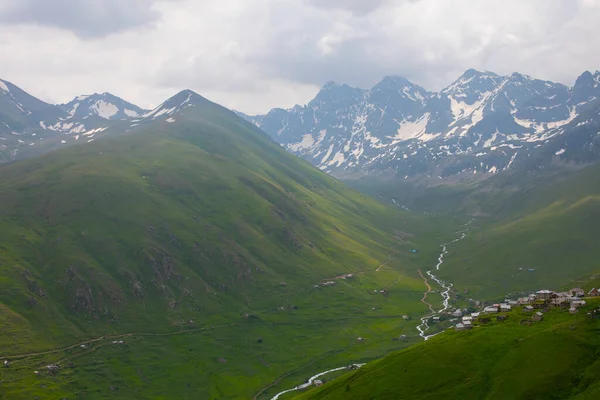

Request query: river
[
  {"left": 269, "top": 220, "right": 472, "bottom": 398},
  {"left": 416, "top": 221, "right": 472, "bottom": 340},
  {"left": 270, "top": 364, "right": 365, "bottom": 400}
]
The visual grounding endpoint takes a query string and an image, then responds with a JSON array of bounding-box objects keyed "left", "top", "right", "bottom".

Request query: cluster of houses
[
  {"left": 518, "top": 288, "right": 589, "bottom": 314},
  {"left": 454, "top": 287, "right": 592, "bottom": 331}
]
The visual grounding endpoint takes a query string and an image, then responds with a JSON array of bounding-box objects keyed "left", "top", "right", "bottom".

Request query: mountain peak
[
  {"left": 166, "top": 89, "right": 207, "bottom": 106},
  {"left": 322, "top": 80, "right": 340, "bottom": 89},
  {"left": 60, "top": 92, "right": 147, "bottom": 120},
  {"left": 373, "top": 75, "right": 417, "bottom": 90},
  {"left": 509, "top": 72, "right": 533, "bottom": 81},
  {"left": 140, "top": 89, "right": 207, "bottom": 120},
  {"left": 461, "top": 68, "right": 499, "bottom": 79},
  {"left": 442, "top": 69, "right": 502, "bottom": 97},
  {"left": 380, "top": 75, "right": 412, "bottom": 84}
]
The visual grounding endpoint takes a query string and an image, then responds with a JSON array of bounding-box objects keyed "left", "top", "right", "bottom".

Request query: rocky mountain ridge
[
  {"left": 0, "top": 79, "right": 207, "bottom": 162},
  {"left": 242, "top": 69, "right": 600, "bottom": 181}
]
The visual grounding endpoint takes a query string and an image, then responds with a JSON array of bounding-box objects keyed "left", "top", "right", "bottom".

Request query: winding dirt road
[{"left": 418, "top": 269, "right": 435, "bottom": 313}]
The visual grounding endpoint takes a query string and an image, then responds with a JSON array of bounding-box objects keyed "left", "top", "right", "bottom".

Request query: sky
[{"left": 1, "top": 0, "right": 599, "bottom": 114}]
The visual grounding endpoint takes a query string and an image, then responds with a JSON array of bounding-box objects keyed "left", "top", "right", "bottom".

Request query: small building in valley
[
  {"left": 571, "top": 288, "right": 585, "bottom": 297},
  {"left": 314, "top": 380, "right": 323, "bottom": 387},
  {"left": 524, "top": 305, "right": 534, "bottom": 312},
  {"left": 571, "top": 300, "right": 586, "bottom": 308},
  {"left": 463, "top": 321, "right": 473, "bottom": 330},
  {"left": 517, "top": 297, "right": 531, "bottom": 305},
  {"left": 455, "top": 323, "right": 465, "bottom": 331},
  {"left": 588, "top": 288, "right": 600, "bottom": 297},
  {"left": 484, "top": 306, "right": 499, "bottom": 313},
  {"left": 452, "top": 309, "right": 463, "bottom": 318},
  {"left": 532, "top": 312, "right": 544, "bottom": 322},
  {"left": 569, "top": 307, "right": 579, "bottom": 314},
  {"left": 536, "top": 290, "right": 556, "bottom": 300}
]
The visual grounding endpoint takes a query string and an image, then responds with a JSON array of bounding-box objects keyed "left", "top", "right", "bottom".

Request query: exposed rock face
[{"left": 243, "top": 70, "right": 600, "bottom": 182}]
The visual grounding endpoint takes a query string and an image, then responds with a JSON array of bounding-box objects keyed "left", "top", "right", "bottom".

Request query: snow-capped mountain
[
  {"left": 3, "top": 72, "right": 598, "bottom": 183},
  {"left": 0, "top": 79, "right": 130, "bottom": 161},
  {"left": 139, "top": 89, "right": 206, "bottom": 122},
  {"left": 59, "top": 92, "right": 147, "bottom": 120},
  {"left": 0, "top": 78, "right": 220, "bottom": 163},
  {"left": 243, "top": 69, "right": 600, "bottom": 181}
]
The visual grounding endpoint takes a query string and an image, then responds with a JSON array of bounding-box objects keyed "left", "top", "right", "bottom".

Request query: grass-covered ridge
[
  {"left": 0, "top": 97, "right": 458, "bottom": 398},
  {"left": 295, "top": 299, "right": 600, "bottom": 400},
  {"left": 347, "top": 163, "right": 600, "bottom": 301}
]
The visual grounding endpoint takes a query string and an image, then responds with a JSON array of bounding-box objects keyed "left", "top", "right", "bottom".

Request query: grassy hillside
[
  {"left": 295, "top": 299, "right": 600, "bottom": 400},
  {"left": 434, "top": 164, "right": 600, "bottom": 300},
  {"left": 0, "top": 96, "right": 459, "bottom": 399},
  {"left": 347, "top": 163, "right": 600, "bottom": 301}
]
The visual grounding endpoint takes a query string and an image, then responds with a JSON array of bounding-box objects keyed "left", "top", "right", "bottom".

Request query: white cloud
[{"left": 0, "top": 0, "right": 599, "bottom": 114}]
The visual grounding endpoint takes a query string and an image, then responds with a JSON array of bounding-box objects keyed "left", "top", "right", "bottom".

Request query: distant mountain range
[
  {"left": 0, "top": 78, "right": 207, "bottom": 162},
  {"left": 240, "top": 69, "right": 600, "bottom": 181},
  {"left": 2, "top": 70, "right": 600, "bottom": 182}
]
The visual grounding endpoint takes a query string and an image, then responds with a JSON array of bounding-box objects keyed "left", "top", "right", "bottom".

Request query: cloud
[
  {"left": 303, "top": 0, "right": 394, "bottom": 15},
  {"left": 0, "top": 0, "right": 599, "bottom": 114},
  {"left": 0, "top": 0, "right": 166, "bottom": 38}
]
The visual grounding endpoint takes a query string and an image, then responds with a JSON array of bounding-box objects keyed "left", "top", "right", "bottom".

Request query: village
[{"left": 439, "top": 287, "right": 600, "bottom": 331}]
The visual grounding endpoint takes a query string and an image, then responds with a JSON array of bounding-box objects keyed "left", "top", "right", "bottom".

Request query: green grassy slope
[
  {"left": 0, "top": 96, "right": 459, "bottom": 398},
  {"left": 436, "top": 164, "right": 600, "bottom": 300},
  {"left": 348, "top": 163, "right": 600, "bottom": 301},
  {"left": 296, "top": 300, "right": 600, "bottom": 400}
]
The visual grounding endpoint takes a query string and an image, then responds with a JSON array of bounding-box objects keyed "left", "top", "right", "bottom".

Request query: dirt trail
[
  {"left": 376, "top": 254, "right": 393, "bottom": 272},
  {"left": 418, "top": 269, "right": 435, "bottom": 313},
  {"left": 318, "top": 246, "right": 397, "bottom": 284},
  {"left": 0, "top": 323, "right": 237, "bottom": 362}
]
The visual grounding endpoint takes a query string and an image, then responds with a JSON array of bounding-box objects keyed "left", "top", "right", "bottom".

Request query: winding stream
[
  {"left": 268, "top": 220, "right": 473, "bottom": 398},
  {"left": 416, "top": 221, "right": 472, "bottom": 340},
  {"left": 270, "top": 364, "right": 365, "bottom": 400}
]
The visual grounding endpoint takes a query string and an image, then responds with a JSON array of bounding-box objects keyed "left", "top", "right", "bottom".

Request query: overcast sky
[{"left": 1, "top": 0, "right": 599, "bottom": 114}]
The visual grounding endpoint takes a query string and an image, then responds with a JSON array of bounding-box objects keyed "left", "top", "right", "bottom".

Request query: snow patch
[
  {"left": 320, "top": 143, "right": 335, "bottom": 164},
  {"left": 555, "top": 148, "right": 566, "bottom": 156},
  {"left": 90, "top": 100, "right": 119, "bottom": 119},
  {"left": 0, "top": 80, "right": 9, "bottom": 93},
  {"left": 288, "top": 134, "right": 315, "bottom": 152},
  {"left": 124, "top": 109, "right": 139, "bottom": 117},
  {"left": 327, "top": 151, "right": 346, "bottom": 167},
  {"left": 392, "top": 113, "right": 430, "bottom": 141},
  {"left": 68, "top": 103, "right": 80, "bottom": 116}
]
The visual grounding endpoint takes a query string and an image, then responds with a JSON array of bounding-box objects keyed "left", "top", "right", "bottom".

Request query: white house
[
  {"left": 571, "top": 300, "right": 586, "bottom": 308},
  {"left": 484, "top": 306, "right": 499, "bottom": 313},
  {"left": 452, "top": 309, "right": 463, "bottom": 318}
]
